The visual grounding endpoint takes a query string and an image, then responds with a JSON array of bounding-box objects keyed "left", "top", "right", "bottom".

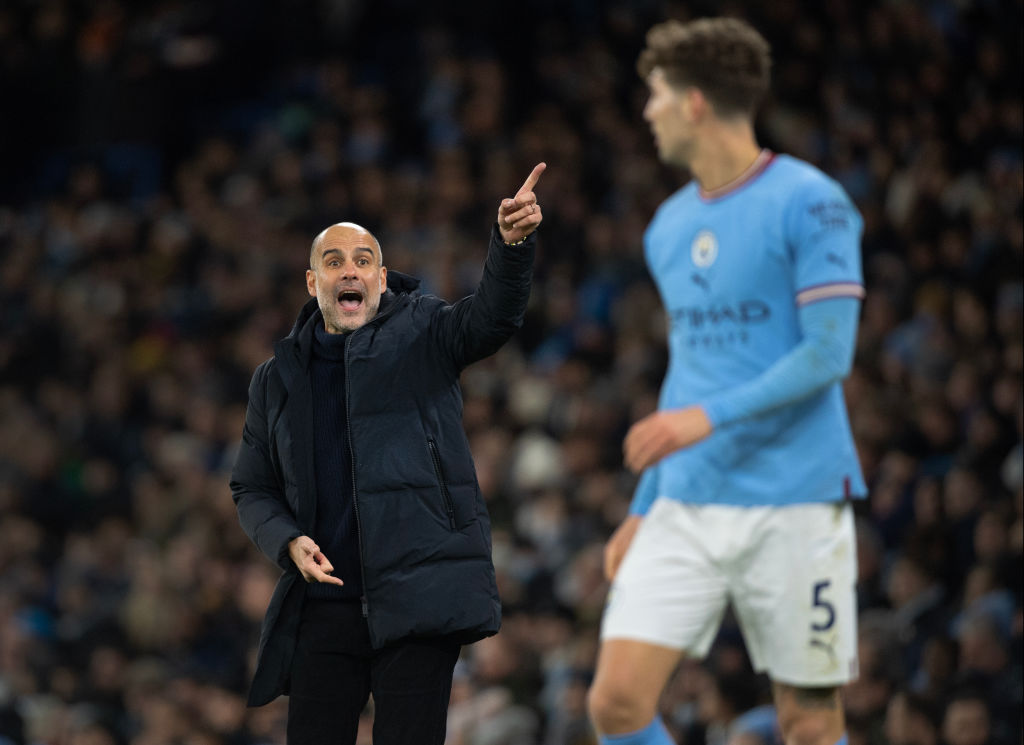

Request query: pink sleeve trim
[{"left": 796, "top": 282, "right": 866, "bottom": 306}]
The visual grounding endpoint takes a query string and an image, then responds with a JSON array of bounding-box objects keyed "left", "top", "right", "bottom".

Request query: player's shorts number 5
[{"left": 811, "top": 579, "right": 835, "bottom": 632}]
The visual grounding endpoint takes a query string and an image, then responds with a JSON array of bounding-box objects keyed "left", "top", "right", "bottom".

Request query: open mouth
[{"left": 337, "top": 290, "right": 364, "bottom": 312}]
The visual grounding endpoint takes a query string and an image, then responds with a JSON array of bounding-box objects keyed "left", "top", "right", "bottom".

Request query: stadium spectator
[{"left": 883, "top": 690, "right": 940, "bottom": 745}]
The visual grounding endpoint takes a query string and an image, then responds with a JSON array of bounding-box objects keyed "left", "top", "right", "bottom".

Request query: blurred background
[{"left": 0, "top": 1, "right": 1020, "bottom": 744}]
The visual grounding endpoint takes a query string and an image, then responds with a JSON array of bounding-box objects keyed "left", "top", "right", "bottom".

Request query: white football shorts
[{"left": 600, "top": 497, "right": 859, "bottom": 687}]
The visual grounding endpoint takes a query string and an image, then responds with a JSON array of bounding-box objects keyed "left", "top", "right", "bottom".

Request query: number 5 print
[{"left": 812, "top": 579, "right": 835, "bottom": 632}]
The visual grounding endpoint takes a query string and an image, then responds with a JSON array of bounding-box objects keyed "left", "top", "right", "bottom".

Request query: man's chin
[
  {"left": 320, "top": 292, "right": 379, "bottom": 332},
  {"left": 323, "top": 313, "right": 365, "bottom": 334},
  {"left": 324, "top": 305, "right": 381, "bottom": 334}
]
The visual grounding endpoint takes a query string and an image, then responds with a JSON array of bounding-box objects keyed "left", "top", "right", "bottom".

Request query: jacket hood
[{"left": 286, "top": 270, "right": 422, "bottom": 339}]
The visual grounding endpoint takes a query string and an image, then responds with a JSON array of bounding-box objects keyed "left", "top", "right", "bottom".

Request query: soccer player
[{"left": 587, "top": 18, "right": 866, "bottom": 745}]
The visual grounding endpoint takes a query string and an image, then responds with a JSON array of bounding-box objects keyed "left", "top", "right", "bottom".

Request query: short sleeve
[{"left": 786, "top": 176, "right": 866, "bottom": 307}]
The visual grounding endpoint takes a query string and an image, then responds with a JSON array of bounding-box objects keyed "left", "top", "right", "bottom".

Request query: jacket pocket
[{"left": 427, "top": 438, "right": 456, "bottom": 530}]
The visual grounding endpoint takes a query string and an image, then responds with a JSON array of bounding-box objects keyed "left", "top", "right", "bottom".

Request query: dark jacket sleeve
[
  {"left": 433, "top": 224, "right": 535, "bottom": 369},
  {"left": 230, "top": 361, "right": 302, "bottom": 571}
]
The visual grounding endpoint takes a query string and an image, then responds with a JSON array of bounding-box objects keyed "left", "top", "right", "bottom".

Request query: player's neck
[{"left": 690, "top": 123, "right": 763, "bottom": 194}]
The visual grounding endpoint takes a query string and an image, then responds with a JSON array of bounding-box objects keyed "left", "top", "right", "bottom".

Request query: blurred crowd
[{"left": 0, "top": 1, "right": 1021, "bottom": 744}]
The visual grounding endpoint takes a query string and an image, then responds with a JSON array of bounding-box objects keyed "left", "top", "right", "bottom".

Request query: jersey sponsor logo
[
  {"left": 690, "top": 230, "right": 718, "bottom": 268},
  {"left": 671, "top": 300, "right": 771, "bottom": 349},
  {"left": 670, "top": 300, "right": 771, "bottom": 329},
  {"left": 687, "top": 330, "right": 751, "bottom": 348}
]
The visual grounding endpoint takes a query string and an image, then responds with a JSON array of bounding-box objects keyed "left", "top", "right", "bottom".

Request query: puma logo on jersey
[
  {"left": 691, "top": 273, "right": 711, "bottom": 292},
  {"left": 826, "top": 252, "right": 848, "bottom": 268}
]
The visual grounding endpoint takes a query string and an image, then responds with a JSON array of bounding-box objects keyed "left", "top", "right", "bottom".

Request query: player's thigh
[
  {"left": 732, "top": 502, "right": 858, "bottom": 687},
  {"left": 600, "top": 497, "right": 730, "bottom": 656},
  {"left": 590, "top": 637, "right": 684, "bottom": 714}
]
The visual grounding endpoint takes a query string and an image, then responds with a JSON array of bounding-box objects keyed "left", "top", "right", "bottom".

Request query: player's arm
[
  {"left": 624, "top": 297, "right": 861, "bottom": 472},
  {"left": 700, "top": 295, "right": 860, "bottom": 425},
  {"left": 702, "top": 176, "right": 866, "bottom": 430},
  {"left": 624, "top": 176, "right": 864, "bottom": 473},
  {"left": 432, "top": 163, "right": 545, "bottom": 369}
]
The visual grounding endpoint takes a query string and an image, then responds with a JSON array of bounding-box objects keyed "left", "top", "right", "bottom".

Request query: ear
[
  {"left": 686, "top": 87, "right": 710, "bottom": 120},
  {"left": 379, "top": 265, "right": 388, "bottom": 292},
  {"left": 306, "top": 269, "right": 317, "bottom": 298}
]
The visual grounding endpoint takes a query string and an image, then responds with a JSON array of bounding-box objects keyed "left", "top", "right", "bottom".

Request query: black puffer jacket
[{"left": 230, "top": 226, "right": 534, "bottom": 705}]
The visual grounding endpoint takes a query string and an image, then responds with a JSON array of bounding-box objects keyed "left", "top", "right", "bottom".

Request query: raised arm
[{"left": 433, "top": 163, "right": 546, "bottom": 368}]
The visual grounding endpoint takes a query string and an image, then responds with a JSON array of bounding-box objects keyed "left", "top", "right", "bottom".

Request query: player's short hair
[{"left": 637, "top": 17, "right": 772, "bottom": 118}]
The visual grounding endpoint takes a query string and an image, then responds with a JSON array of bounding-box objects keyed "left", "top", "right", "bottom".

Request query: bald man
[{"left": 231, "top": 165, "right": 545, "bottom": 744}]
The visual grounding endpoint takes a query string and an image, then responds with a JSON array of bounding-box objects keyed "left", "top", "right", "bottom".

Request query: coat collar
[{"left": 273, "top": 270, "right": 422, "bottom": 390}]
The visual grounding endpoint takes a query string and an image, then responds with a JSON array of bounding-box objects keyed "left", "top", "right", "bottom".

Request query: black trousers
[{"left": 287, "top": 599, "right": 461, "bottom": 745}]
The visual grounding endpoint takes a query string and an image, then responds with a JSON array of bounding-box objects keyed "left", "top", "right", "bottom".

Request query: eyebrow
[{"left": 321, "top": 246, "right": 376, "bottom": 260}]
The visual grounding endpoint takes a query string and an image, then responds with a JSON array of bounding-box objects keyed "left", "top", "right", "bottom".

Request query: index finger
[
  {"left": 515, "top": 162, "right": 546, "bottom": 197},
  {"left": 312, "top": 567, "right": 344, "bottom": 586}
]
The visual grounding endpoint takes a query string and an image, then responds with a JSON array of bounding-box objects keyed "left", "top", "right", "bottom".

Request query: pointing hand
[{"left": 498, "top": 162, "right": 546, "bottom": 244}]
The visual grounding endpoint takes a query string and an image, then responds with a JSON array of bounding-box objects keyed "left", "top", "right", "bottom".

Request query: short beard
[{"left": 319, "top": 295, "right": 380, "bottom": 334}]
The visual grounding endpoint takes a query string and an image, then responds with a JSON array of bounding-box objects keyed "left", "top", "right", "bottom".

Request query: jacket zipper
[
  {"left": 344, "top": 332, "right": 370, "bottom": 618},
  {"left": 343, "top": 297, "right": 403, "bottom": 620},
  {"left": 427, "top": 438, "right": 456, "bottom": 530}
]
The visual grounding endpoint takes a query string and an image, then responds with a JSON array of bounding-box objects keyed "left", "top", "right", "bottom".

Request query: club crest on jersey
[{"left": 691, "top": 230, "right": 718, "bottom": 268}]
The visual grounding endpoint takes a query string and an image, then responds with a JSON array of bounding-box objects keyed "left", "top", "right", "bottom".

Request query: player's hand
[
  {"left": 497, "top": 163, "right": 546, "bottom": 244},
  {"left": 288, "top": 536, "right": 344, "bottom": 586},
  {"left": 623, "top": 406, "right": 713, "bottom": 473},
  {"left": 604, "top": 515, "right": 643, "bottom": 581}
]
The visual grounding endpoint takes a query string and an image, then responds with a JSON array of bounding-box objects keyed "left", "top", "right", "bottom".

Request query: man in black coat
[{"left": 230, "top": 164, "right": 546, "bottom": 744}]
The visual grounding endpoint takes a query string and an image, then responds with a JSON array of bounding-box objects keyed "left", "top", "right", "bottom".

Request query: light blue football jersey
[{"left": 633, "top": 151, "right": 867, "bottom": 510}]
